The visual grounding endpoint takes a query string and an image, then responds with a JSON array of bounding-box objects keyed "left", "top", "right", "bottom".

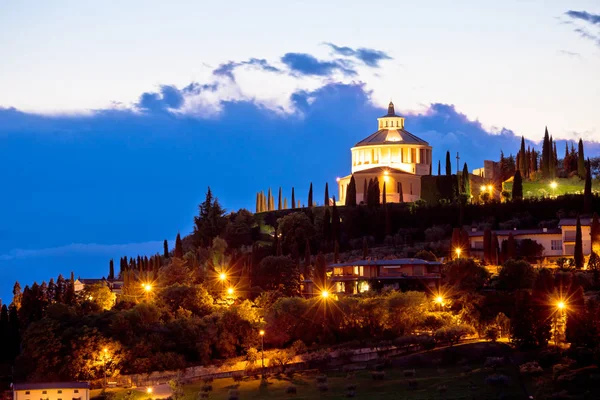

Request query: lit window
[
  {"left": 551, "top": 240, "right": 562, "bottom": 251},
  {"left": 74, "top": 391, "right": 79, "bottom": 394},
  {"left": 58, "top": 391, "right": 62, "bottom": 394},
  {"left": 42, "top": 392, "right": 47, "bottom": 395},
  {"left": 25, "top": 392, "right": 30, "bottom": 395}
]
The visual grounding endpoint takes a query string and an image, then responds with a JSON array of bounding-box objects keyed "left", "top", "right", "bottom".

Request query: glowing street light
[
  {"left": 219, "top": 272, "right": 227, "bottom": 281},
  {"left": 259, "top": 330, "right": 265, "bottom": 371},
  {"left": 142, "top": 283, "right": 152, "bottom": 292},
  {"left": 321, "top": 290, "right": 329, "bottom": 299},
  {"left": 101, "top": 348, "right": 109, "bottom": 387},
  {"left": 556, "top": 300, "right": 566, "bottom": 310},
  {"left": 227, "top": 287, "right": 235, "bottom": 296},
  {"left": 455, "top": 248, "right": 462, "bottom": 259},
  {"left": 480, "top": 185, "right": 487, "bottom": 192},
  {"left": 550, "top": 181, "right": 557, "bottom": 197},
  {"left": 435, "top": 296, "right": 444, "bottom": 305},
  {"left": 146, "top": 387, "right": 153, "bottom": 394}
]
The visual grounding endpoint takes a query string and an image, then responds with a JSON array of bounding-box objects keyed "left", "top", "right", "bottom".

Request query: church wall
[{"left": 338, "top": 172, "right": 422, "bottom": 204}]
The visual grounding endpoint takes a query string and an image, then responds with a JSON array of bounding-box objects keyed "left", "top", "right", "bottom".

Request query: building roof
[
  {"left": 13, "top": 382, "right": 90, "bottom": 390},
  {"left": 79, "top": 278, "right": 106, "bottom": 284},
  {"left": 329, "top": 258, "right": 441, "bottom": 268},
  {"left": 355, "top": 128, "right": 429, "bottom": 147},
  {"left": 468, "top": 228, "right": 562, "bottom": 237},
  {"left": 350, "top": 166, "right": 412, "bottom": 176},
  {"left": 559, "top": 218, "right": 592, "bottom": 227},
  {"left": 381, "top": 101, "right": 401, "bottom": 118}
]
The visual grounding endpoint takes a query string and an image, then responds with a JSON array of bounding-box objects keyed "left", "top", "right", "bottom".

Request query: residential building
[
  {"left": 13, "top": 382, "right": 90, "bottom": 400},
  {"left": 327, "top": 258, "right": 441, "bottom": 294},
  {"left": 74, "top": 278, "right": 124, "bottom": 295}
]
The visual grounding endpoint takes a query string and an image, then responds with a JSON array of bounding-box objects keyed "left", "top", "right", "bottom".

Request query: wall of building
[
  {"left": 14, "top": 389, "right": 89, "bottom": 400},
  {"left": 338, "top": 172, "right": 421, "bottom": 204},
  {"left": 351, "top": 144, "right": 432, "bottom": 175}
]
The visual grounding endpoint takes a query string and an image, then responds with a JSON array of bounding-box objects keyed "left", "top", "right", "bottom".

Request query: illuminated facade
[{"left": 337, "top": 102, "right": 432, "bottom": 204}]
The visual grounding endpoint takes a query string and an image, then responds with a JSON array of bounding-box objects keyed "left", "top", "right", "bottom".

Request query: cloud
[
  {"left": 213, "top": 58, "right": 281, "bottom": 81},
  {"left": 558, "top": 50, "right": 581, "bottom": 58},
  {"left": 325, "top": 43, "right": 393, "bottom": 67},
  {"left": 563, "top": 10, "right": 600, "bottom": 47},
  {"left": 137, "top": 85, "right": 185, "bottom": 112},
  {"left": 565, "top": 10, "right": 600, "bottom": 25},
  {"left": 281, "top": 53, "right": 356, "bottom": 77}
]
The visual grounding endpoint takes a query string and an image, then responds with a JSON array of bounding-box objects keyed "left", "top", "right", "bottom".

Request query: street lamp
[
  {"left": 219, "top": 272, "right": 227, "bottom": 281},
  {"left": 142, "top": 283, "right": 152, "bottom": 292},
  {"left": 146, "top": 387, "right": 153, "bottom": 395},
  {"left": 455, "top": 248, "right": 462, "bottom": 259},
  {"left": 554, "top": 300, "right": 567, "bottom": 345},
  {"left": 550, "top": 181, "right": 557, "bottom": 197},
  {"left": 227, "top": 287, "right": 235, "bottom": 297},
  {"left": 259, "top": 330, "right": 265, "bottom": 371},
  {"left": 321, "top": 290, "right": 329, "bottom": 299}
]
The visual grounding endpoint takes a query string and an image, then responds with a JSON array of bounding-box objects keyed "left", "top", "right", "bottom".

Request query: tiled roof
[
  {"left": 13, "top": 382, "right": 90, "bottom": 390},
  {"left": 559, "top": 218, "right": 592, "bottom": 227},
  {"left": 468, "top": 229, "right": 562, "bottom": 237},
  {"left": 329, "top": 258, "right": 441, "bottom": 268},
  {"left": 355, "top": 129, "right": 429, "bottom": 147}
]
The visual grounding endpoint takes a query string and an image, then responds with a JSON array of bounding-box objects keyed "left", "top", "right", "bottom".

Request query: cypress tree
[
  {"left": 398, "top": 182, "right": 403, "bottom": 203},
  {"left": 109, "top": 259, "right": 115, "bottom": 280},
  {"left": 284, "top": 198, "right": 288, "bottom": 209},
  {"left": 345, "top": 175, "right": 357, "bottom": 207},
  {"left": 314, "top": 253, "right": 327, "bottom": 290},
  {"left": 551, "top": 139, "right": 557, "bottom": 178},
  {"left": 304, "top": 238, "right": 311, "bottom": 274},
  {"left": 255, "top": 192, "right": 259, "bottom": 213},
  {"left": 331, "top": 196, "right": 340, "bottom": 243},
  {"left": 382, "top": 181, "right": 387, "bottom": 205},
  {"left": 65, "top": 272, "right": 75, "bottom": 305},
  {"left": 278, "top": 187, "right": 282, "bottom": 210},
  {"left": 578, "top": 139, "right": 586, "bottom": 178},
  {"left": 324, "top": 183, "right": 329, "bottom": 206},
  {"left": 584, "top": 159, "right": 592, "bottom": 213},
  {"left": 461, "top": 162, "right": 470, "bottom": 196},
  {"left": 445, "top": 151, "right": 452, "bottom": 175},
  {"left": 308, "top": 183, "right": 313, "bottom": 207},
  {"left": 163, "top": 239, "right": 169, "bottom": 258},
  {"left": 175, "top": 233, "right": 183, "bottom": 258},
  {"left": 362, "top": 236, "right": 369, "bottom": 259},
  {"left": 591, "top": 212, "right": 600, "bottom": 253},
  {"left": 438, "top": 160, "right": 441, "bottom": 176},
  {"left": 491, "top": 232, "right": 500, "bottom": 265},
  {"left": 542, "top": 126, "right": 550, "bottom": 177},
  {"left": 519, "top": 136, "right": 526, "bottom": 175},
  {"left": 12, "top": 282, "right": 22, "bottom": 310},
  {"left": 291, "top": 187, "right": 296, "bottom": 209},
  {"left": 298, "top": 200, "right": 301, "bottom": 208},
  {"left": 363, "top": 179, "right": 368, "bottom": 203},
  {"left": 323, "top": 207, "right": 332, "bottom": 245},
  {"left": 334, "top": 240, "right": 340, "bottom": 263},
  {"left": 512, "top": 170, "right": 523, "bottom": 200},
  {"left": 507, "top": 233, "right": 516, "bottom": 260},
  {"left": 575, "top": 216, "right": 584, "bottom": 269},
  {"left": 483, "top": 228, "right": 492, "bottom": 264}
]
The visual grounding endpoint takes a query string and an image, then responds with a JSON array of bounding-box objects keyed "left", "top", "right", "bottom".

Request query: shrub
[
  {"left": 291, "top": 340, "right": 307, "bottom": 355},
  {"left": 286, "top": 385, "right": 297, "bottom": 395},
  {"left": 232, "top": 373, "right": 243, "bottom": 383},
  {"left": 484, "top": 327, "right": 499, "bottom": 342},
  {"left": 316, "top": 375, "right": 327, "bottom": 384},
  {"left": 201, "top": 385, "right": 212, "bottom": 393},
  {"left": 520, "top": 361, "right": 543, "bottom": 375},
  {"left": 346, "top": 384, "right": 357, "bottom": 391},
  {"left": 485, "top": 374, "right": 510, "bottom": 388},
  {"left": 199, "top": 393, "right": 209, "bottom": 399},
  {"left": 317, "top": 384, "right": 328, "bottom": 392},
  {"left": 346, "top": 390, "right": 356, "bottom": 398}
]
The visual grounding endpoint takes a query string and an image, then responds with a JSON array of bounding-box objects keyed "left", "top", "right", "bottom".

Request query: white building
[{"left": 13, "top": 382, "right": 90, "bottom": 400}]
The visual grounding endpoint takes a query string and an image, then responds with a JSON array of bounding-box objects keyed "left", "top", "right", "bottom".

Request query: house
[
  {"left": 74, "top": 278, "right": 124, "bottom": 295},
  {"left": 13, "top": 382, "right": 90, "bottom": 400},
  {"left": 467, "top": 217, "right": 592, "bottom": 261},
  {"left": 327, "top": 258, "right": 442, "bottom": 294}
]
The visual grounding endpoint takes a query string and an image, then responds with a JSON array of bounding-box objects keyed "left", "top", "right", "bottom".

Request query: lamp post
[
  {"left": 102, "top": 347, "right": 108, "bottom": 387},
  {"left": 550, "top": 181, "right": 557, "bottom": 198},
  {"left": 554, "top": 300, "right": 566, "bottom": 346},
  {"left": 455, "top": 248, "right": 461, "bottom": 260},
  {"left": 435, "top": 295, "right": 444, "bottom": 311},
  {"left": 259, "top": 330, "right": 265, "bottom": 377},
  {"left": 219, "top": 272, "right": 227, "bottom": 295}
]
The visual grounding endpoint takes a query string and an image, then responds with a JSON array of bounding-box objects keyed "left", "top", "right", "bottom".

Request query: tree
[
  {"left": 591, "top": 213, "right": 600, "bottom": 253},
  {"left": 497, "top": 260, "right": 536, "bottom": 291},
  {"left": 445, "top": 151, "right": 452, "bottom": 175},
  {"left": 345, "top": 175, "right": 357, "bottom": 207},
  {"left": 174, "top": 233, "right": 184, "bottom": 258},
  {"left": 575, "top": 216, "right": 584, "bottom": 269},
  {"left": 584, "top": 159, "right": 593, "bottom": 213},
  {"left": 442, "top": 258, "right": 489, "bottom": 293},
  {"left": 331, "top": 198, "right": 340, "bottom": 244},
  {"left": 578, "top": 138, "right": 586, "bottom": 178},
  {"left": 483, "top": 228, "right": 492, "bottom": 264},
  {"left": 382, "top": 181, "right": 387, "bottom": 205},
  {"left": 278, "top": 187, "right": 282, "bottom": 210},
  {"left": 461, "top": 162, "right": 470, "bottom": 196},
  {"left": 256, "top": 256, "right": 301, "bottom": 296},
  {"left": 82, "top": 283, "right": 116, "bottom": 311},
  {"left": 512, "top": 170, "right": 523, "bottom": 200},
  {"left": 194, "top": 187, "right": 227, "bottom": 247},
  {"left": 491, "top": 232, "right": 500, "bottom": 265},
  {"left": 519, "top": 136, "right": 527, "bottom": 176},
  {"left": 308, "top": 183, "right": 313, "bottom": 207},
  {"left": 322, "top": 207, "right": 331, "bottom": 246},
  {"left": 542, "top": 127, "right": 550, "bottom": 177},
  {"left": 291, "top": 187, "right": 296, "bottom": 209},
  {"left": 163, "top": 239, "right": 169, "bottom": 258},
  {"left": 12, "top": 282, "right": 22, "bottom": 310},
  {"left": 108, "top": 259, "right": 115, "bottom": 280},
  {"left": 438, "top": 160, "right": 441, "bottom": 176},
  {"left": 278, "top": 212, "right": 316, "bottom": 255},
  {"left": 324, "top": 183, "right": 329, "bottom": 206},
  {"left": 314, "top": 252, "right": 327, "bottom": 290},
  {"left": 363, "top": 178, "right": 368, "bottom": 203}
]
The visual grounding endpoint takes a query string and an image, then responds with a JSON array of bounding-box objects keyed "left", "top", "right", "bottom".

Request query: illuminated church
[{"left": 337, "top": 102, "right": 432, "bottom": 204}]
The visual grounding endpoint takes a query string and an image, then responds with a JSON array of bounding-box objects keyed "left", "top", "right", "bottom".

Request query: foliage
[
  {"left": 434, "top": 324, "right": 476, "bottom": 346},
  {"left": 81, "top": 283, "right": 116, "bottom": 311},
  {"left": 442, "top": 258, "right": 489, "bottom": 292},
  {"left": 497, "top": 260, "right": 536, "bottom": 291},
  {"left": 255, "top": 256, "right": 300, "bottom": 296}
]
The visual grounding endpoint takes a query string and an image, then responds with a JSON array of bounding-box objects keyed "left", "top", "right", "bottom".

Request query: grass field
[
  {"left": 94, "top": 344, "right": 526, "bottom": 400},
  {"left": 502, "top": 177, "right": 597, "bottom": 198}
]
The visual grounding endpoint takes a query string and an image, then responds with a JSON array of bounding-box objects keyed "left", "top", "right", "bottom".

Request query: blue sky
[{"left": 1, "top": 1, "right": 599, "bottom": 302}]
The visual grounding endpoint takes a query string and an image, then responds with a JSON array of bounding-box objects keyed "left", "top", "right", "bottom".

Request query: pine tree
[
  {"left": 438, "top": 160, "right": 441, "bottom": 175},
  {"left": 564, "top": 142, "right": 570, "bottom": 173},
  {"left": 163, "top": 239, "right": 169, "bottom": 258},
  {"left": 55, "top": 275, "right": 65, "bottom": 303},
  {"left": 575, "top": 216, "right": 584, "bottom": 269},
  {"left": 542, "top": 126, "right": 550, "bottom": 177},
  {"left": 345, "top": 175, "right": 357, "bottom": 207},
  {"left": 175, "top": 233, "right": 184, "bottom": 258},
  {"left": 64, "top": 272, "right": 76, "bottom": 306},
  {"left": 578, "top": 139, "right": 586, "bottom": 178},
  {"left": 109, "top": 259, "right": 115, "bottom": 280},
  {"left": 324, "top": 183, "right": 329, "bottom": 206},
  {"left": 512, "top": 170, "right": 523, "bottom": 200},
  {"left": 291, "top": 187, "right": 295, "bottom": 209},
  {"left": 308, "top": 183, "right": 313, "bottom": 207},
  {"left": 278, "top": 187, "right": 282, "bottom": 210},
  {"left": 585, "top": 159, "right": 593, "bottom": 213},
  {"left": 445, "top": 151, "right": 452, "bottom": 175},
  {"left": 550, "top": 139, "right": 557, "bottom": 179},
  {"left": 382, "top": 181, "right": 387, "bottom": 205},
  {"left": 255, "top": 192, "right": 260, "bottom": 213}
]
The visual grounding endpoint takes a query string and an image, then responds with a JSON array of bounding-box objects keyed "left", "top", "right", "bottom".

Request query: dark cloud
[
  {"left": 281, "top": 53, "right": 356, "bottom": 77},
  {"left": 565, "top": 10, "right": 600, "bottom": 25},
  {"left": 137, "top": 85, "right": 184, "bottom": 112},
  {"left": 325, "top": 42, "right": 392, "bottom": 67},
  {"left": 213, "top": 58, "right": 281, "bottom": 81}
]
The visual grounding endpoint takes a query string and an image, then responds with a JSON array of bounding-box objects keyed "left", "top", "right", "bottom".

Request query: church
[{"left": 337, "top": 102, "right": 432, "bottom": 204}]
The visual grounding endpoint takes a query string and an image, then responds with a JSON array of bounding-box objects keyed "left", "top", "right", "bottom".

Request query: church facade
[{"left": 337, "top": 102, "right": 432, "bottom": 204}]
